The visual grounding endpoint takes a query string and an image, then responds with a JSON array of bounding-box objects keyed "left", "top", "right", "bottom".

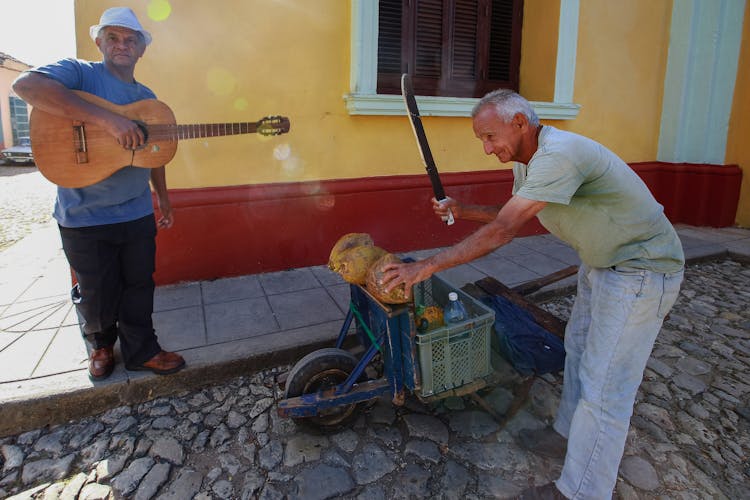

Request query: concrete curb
[
  {"left": 0, "top": 335, "right": 344, "bottom": 438},
  {"left": 1, "top": 226, "right": 748, "bottom": 437}
]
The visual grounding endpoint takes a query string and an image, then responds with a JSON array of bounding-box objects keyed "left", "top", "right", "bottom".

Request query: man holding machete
[{"left": 382, "top": 89, "right": 684, "bottom": 499}]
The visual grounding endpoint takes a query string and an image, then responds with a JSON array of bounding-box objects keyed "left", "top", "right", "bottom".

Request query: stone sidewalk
[
  {"left": 0, "top": 256, "right": 748, "bottom": 499},
  {"left": 1, "top": 222, "right": 749, "bottom": 438}
]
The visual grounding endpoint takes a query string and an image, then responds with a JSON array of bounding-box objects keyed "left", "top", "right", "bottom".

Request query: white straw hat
[{"left": 89, "top": 7, "right": 152, "bottom": 46}]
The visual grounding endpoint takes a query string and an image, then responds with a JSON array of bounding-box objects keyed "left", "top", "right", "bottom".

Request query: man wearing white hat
[{"left": 13, "top": 7, "right": 186, "bottom": 380}]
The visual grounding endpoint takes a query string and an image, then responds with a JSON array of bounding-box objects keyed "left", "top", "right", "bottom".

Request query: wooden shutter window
[
  {"left": 377, "top": 0, "right": 522, "bottom": 98},
  {"left": 451, "top": 0, "right": 479, "bottom": 80},
  {"left": 378, "top": 0, "right": 403, "bottom": 75},
  {"left": 414, "top": 0, "right": 443, "bottom": 78},
  {"left": 488, "top": 0, "right": 515, "bottom": 82}
]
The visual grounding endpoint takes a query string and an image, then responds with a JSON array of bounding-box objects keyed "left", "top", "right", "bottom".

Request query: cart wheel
[{"left": 284, "top": 348, "right": 365, "bottom": 429}]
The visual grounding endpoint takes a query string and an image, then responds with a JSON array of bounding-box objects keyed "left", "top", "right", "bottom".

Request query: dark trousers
[{"left": 59, "top": 215, "right": 162, "bottom": 366}]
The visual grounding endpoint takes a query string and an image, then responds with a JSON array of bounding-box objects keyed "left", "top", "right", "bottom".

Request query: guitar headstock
[{"left": 257, "top": 116, "right": 291, "bottom": 136}]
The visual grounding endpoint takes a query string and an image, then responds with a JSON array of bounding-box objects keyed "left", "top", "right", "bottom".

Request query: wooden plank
[{"left": 510, "top": 265, "right": 578, "bottom": 296}]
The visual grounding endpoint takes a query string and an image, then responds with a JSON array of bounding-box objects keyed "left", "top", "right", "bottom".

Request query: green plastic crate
[{"left": 413, "top": 276, "right": 495, "bottom": 397}]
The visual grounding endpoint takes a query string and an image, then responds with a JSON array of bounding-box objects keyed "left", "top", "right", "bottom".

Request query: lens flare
[
  {"left": 304, "top": 183, "right": 337, "bottom": 211},
  {"left": 273, "top": 143, "right": 291, "bottom": 161},
  {"left": 234, "top": 98, "right": 248, "bottom": 111},
  {"left": 316, "top": 194, "right": 336, "bottom": 212},
  {"left": 281, "top": 155, "right": 303, "bottom": 178},
  {"left": 147, "top": 0, "right": 171, "bottom": 21},
  {"left": 206, "top": 67, "right": 237, "bottom": 96},
  {"left": 303, "top": 181, "right": 322, "bottom": 196}
]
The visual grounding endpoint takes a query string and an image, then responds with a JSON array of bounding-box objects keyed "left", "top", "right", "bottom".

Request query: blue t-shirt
[{"left": 32, "top": 59, "right": 157, "bottom": 228}]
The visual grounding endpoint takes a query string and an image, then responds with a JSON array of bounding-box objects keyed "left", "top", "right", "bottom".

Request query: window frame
[
  {"left": 8, "top": 96, "right": 30, "bottom": 144},
  {"left": 345, "top": 0, "right": 581, "bottom": 119}
]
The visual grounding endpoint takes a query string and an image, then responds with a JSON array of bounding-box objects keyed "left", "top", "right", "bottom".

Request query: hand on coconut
[{"left": 381, "top": 260, "right": 434, "bottom": 301}]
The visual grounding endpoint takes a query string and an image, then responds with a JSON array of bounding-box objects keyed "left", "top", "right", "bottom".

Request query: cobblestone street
[
  {"left": 0, "top": 257, "right": 748, "bottom": 499},
  {"left": 1, "top": 164, "right": 749, "bottom": 499},
  {"left": 0, "top": 165, "right": 56, "bottom": 251}
]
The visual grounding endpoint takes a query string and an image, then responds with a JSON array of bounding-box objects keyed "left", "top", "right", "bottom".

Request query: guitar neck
[
  {"left": 169, "top": 122, "right": 261, "bottom": 140},
  {"left": 30, "top": 91, "right": 290, "bottom": 188}
]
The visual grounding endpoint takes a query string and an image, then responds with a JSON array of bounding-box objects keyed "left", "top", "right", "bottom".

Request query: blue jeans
[{"left": 553, "top": 263, "right": 683, "bottom": 499}]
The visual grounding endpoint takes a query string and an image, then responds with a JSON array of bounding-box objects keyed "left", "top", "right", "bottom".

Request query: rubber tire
[{"left": 284, "top": 348, "right": 365, "bottom": 430}]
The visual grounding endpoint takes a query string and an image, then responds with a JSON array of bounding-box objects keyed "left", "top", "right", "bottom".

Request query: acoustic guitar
[{"left": 30, "top": 91, "right": 290, "bottom": 188}]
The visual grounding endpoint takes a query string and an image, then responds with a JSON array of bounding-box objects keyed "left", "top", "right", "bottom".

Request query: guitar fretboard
[
  {"left": 149, "top": 123, "right": 260, "bottom": 140},
  {"left": 177, "top": 123, "right": 259, "bottom": 139}
]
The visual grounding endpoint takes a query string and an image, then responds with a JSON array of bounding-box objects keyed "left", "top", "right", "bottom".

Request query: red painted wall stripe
[{"left": 153, "top": 162, "right": 742, "bottom": 285}]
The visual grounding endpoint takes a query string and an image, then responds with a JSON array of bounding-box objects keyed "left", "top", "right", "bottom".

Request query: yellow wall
[
  {"left": 0, "top": 67, "right": 18, "bottom": 148},
  {"left": 79, "top": 0, "right": 360, "bottom": 188},
  {"left": 519, "top": 0, "right": 559, "bottom": 102},
  {"left": 726, "top": 2, "right": 750, "bottom": 227},
  {"left": 76, "top": 0, "right": 673, "bottom": 189},
  {"left": 80, "top": 0, "right": 480, "bottom": 189},
  {"left": 552, "top": 0, "right": 673, "bottom": 162}
]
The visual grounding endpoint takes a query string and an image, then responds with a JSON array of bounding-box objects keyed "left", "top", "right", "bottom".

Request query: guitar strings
[
  {"left": 42, "top": 119, "right": 288, "bottom": 157},
  {"left": 56, "top": 121, "right": 280, "bottom": 145}
]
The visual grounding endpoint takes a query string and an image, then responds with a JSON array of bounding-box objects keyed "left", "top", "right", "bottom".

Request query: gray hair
[{"left": 472, "top": 89, "right": 540, "bottom": 126}]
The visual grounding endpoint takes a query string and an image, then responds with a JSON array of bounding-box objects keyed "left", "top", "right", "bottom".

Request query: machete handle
[{"left": 437, "top": 198, "right": 455, "bottom": 225}]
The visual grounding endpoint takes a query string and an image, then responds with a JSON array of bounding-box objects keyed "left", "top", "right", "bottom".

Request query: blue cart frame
[
  {"left": 276, "top": 267, "right": 575, "bottom": 423},
  {"left": 277, "top": 283, "right": 420, "bottom": 419}
]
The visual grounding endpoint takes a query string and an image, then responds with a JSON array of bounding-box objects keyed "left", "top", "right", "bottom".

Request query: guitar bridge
[{"left": 73, "top": 121, "right": 88, "bottom": 164}]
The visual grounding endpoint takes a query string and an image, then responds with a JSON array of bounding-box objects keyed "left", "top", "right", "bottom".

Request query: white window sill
[{"left": 343, "top": 93, "right": 581, "bottom": 120}]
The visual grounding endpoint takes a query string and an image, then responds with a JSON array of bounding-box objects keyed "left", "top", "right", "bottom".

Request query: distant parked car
[{"left": 1, "top": 137, "right": 34, "bottom": 165}]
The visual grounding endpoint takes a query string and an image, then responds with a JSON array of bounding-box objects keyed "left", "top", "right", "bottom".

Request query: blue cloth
[
  {"left": 32, "top": 58, "right": 157, "bottom": 228},
  {"left": 481, "top": 294, "right": 565, "bottom": 376}
]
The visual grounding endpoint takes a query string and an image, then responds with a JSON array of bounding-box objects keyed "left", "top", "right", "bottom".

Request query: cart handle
[{"left": 349, "top": 302, "right": 382, "bottom": 353}]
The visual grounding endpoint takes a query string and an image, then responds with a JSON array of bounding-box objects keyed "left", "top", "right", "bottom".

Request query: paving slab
[{"left": 0, "top": 222, "right": 748, "bottom": 436}]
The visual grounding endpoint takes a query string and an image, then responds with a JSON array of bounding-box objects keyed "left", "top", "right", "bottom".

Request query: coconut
[
  {"left": 332, "top": 245, "right": 387, "bottom": 284},
  {"left": 328, "top": 233, "right": 374, "bottom": 270},
  {"left": 365, "top": 253, "right": 410, "bottom": 304}
]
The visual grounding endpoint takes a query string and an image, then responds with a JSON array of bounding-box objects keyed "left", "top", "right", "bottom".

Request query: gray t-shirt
[{"left": 513, "top": 126, "right": 684, "bottom": 273}]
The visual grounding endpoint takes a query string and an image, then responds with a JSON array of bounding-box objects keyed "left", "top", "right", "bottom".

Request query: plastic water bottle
[{"left": 444, "top": 292, "right": 468, "bottom": 324}]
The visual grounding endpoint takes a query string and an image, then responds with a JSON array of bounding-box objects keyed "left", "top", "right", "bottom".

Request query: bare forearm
[
  {"left": 150, "top": 167, "right": 173, "bottom": 229},
  {"left": 422, "top": 220, "right": 514, "bottom": 275},
  {"left": 150, "top": 167, "right": 168, "bottom": 199},
  {"left": 433, "top": 197, "right": 502, "bottom": 224},
  {"left": 384, "top": 195, "right": 547, "bottom": 299},
  {"left": 458, "top": 204, "right": 503, "bottom": 224},
  {"left": 13, "top": 72, "right": 115, "bottom": 127},
  {"left": 421, "top": 196, "right": 547, "bottom": 277}
]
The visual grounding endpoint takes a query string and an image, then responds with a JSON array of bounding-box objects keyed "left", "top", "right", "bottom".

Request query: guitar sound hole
[{"left": 134, "top": 121, "right": 149, "bottom": 146}]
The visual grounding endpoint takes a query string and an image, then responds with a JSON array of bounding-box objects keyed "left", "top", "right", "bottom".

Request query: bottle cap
[{"left": 448, "top": 292, "right": 458, "bottom": 301}]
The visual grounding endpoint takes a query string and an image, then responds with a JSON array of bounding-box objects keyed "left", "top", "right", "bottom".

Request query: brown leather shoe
[
  {"left": 88, "top": 346, "right": 115, "bottom": 381},
  {"left": 517, "top": 426, "right": 568, "bottom": 460},
  {"left": 126, "top": 350, "right": 185, "bottom": 375},
  {"left": 515, "top": 482, "right": 568, "bottom": 499}
]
